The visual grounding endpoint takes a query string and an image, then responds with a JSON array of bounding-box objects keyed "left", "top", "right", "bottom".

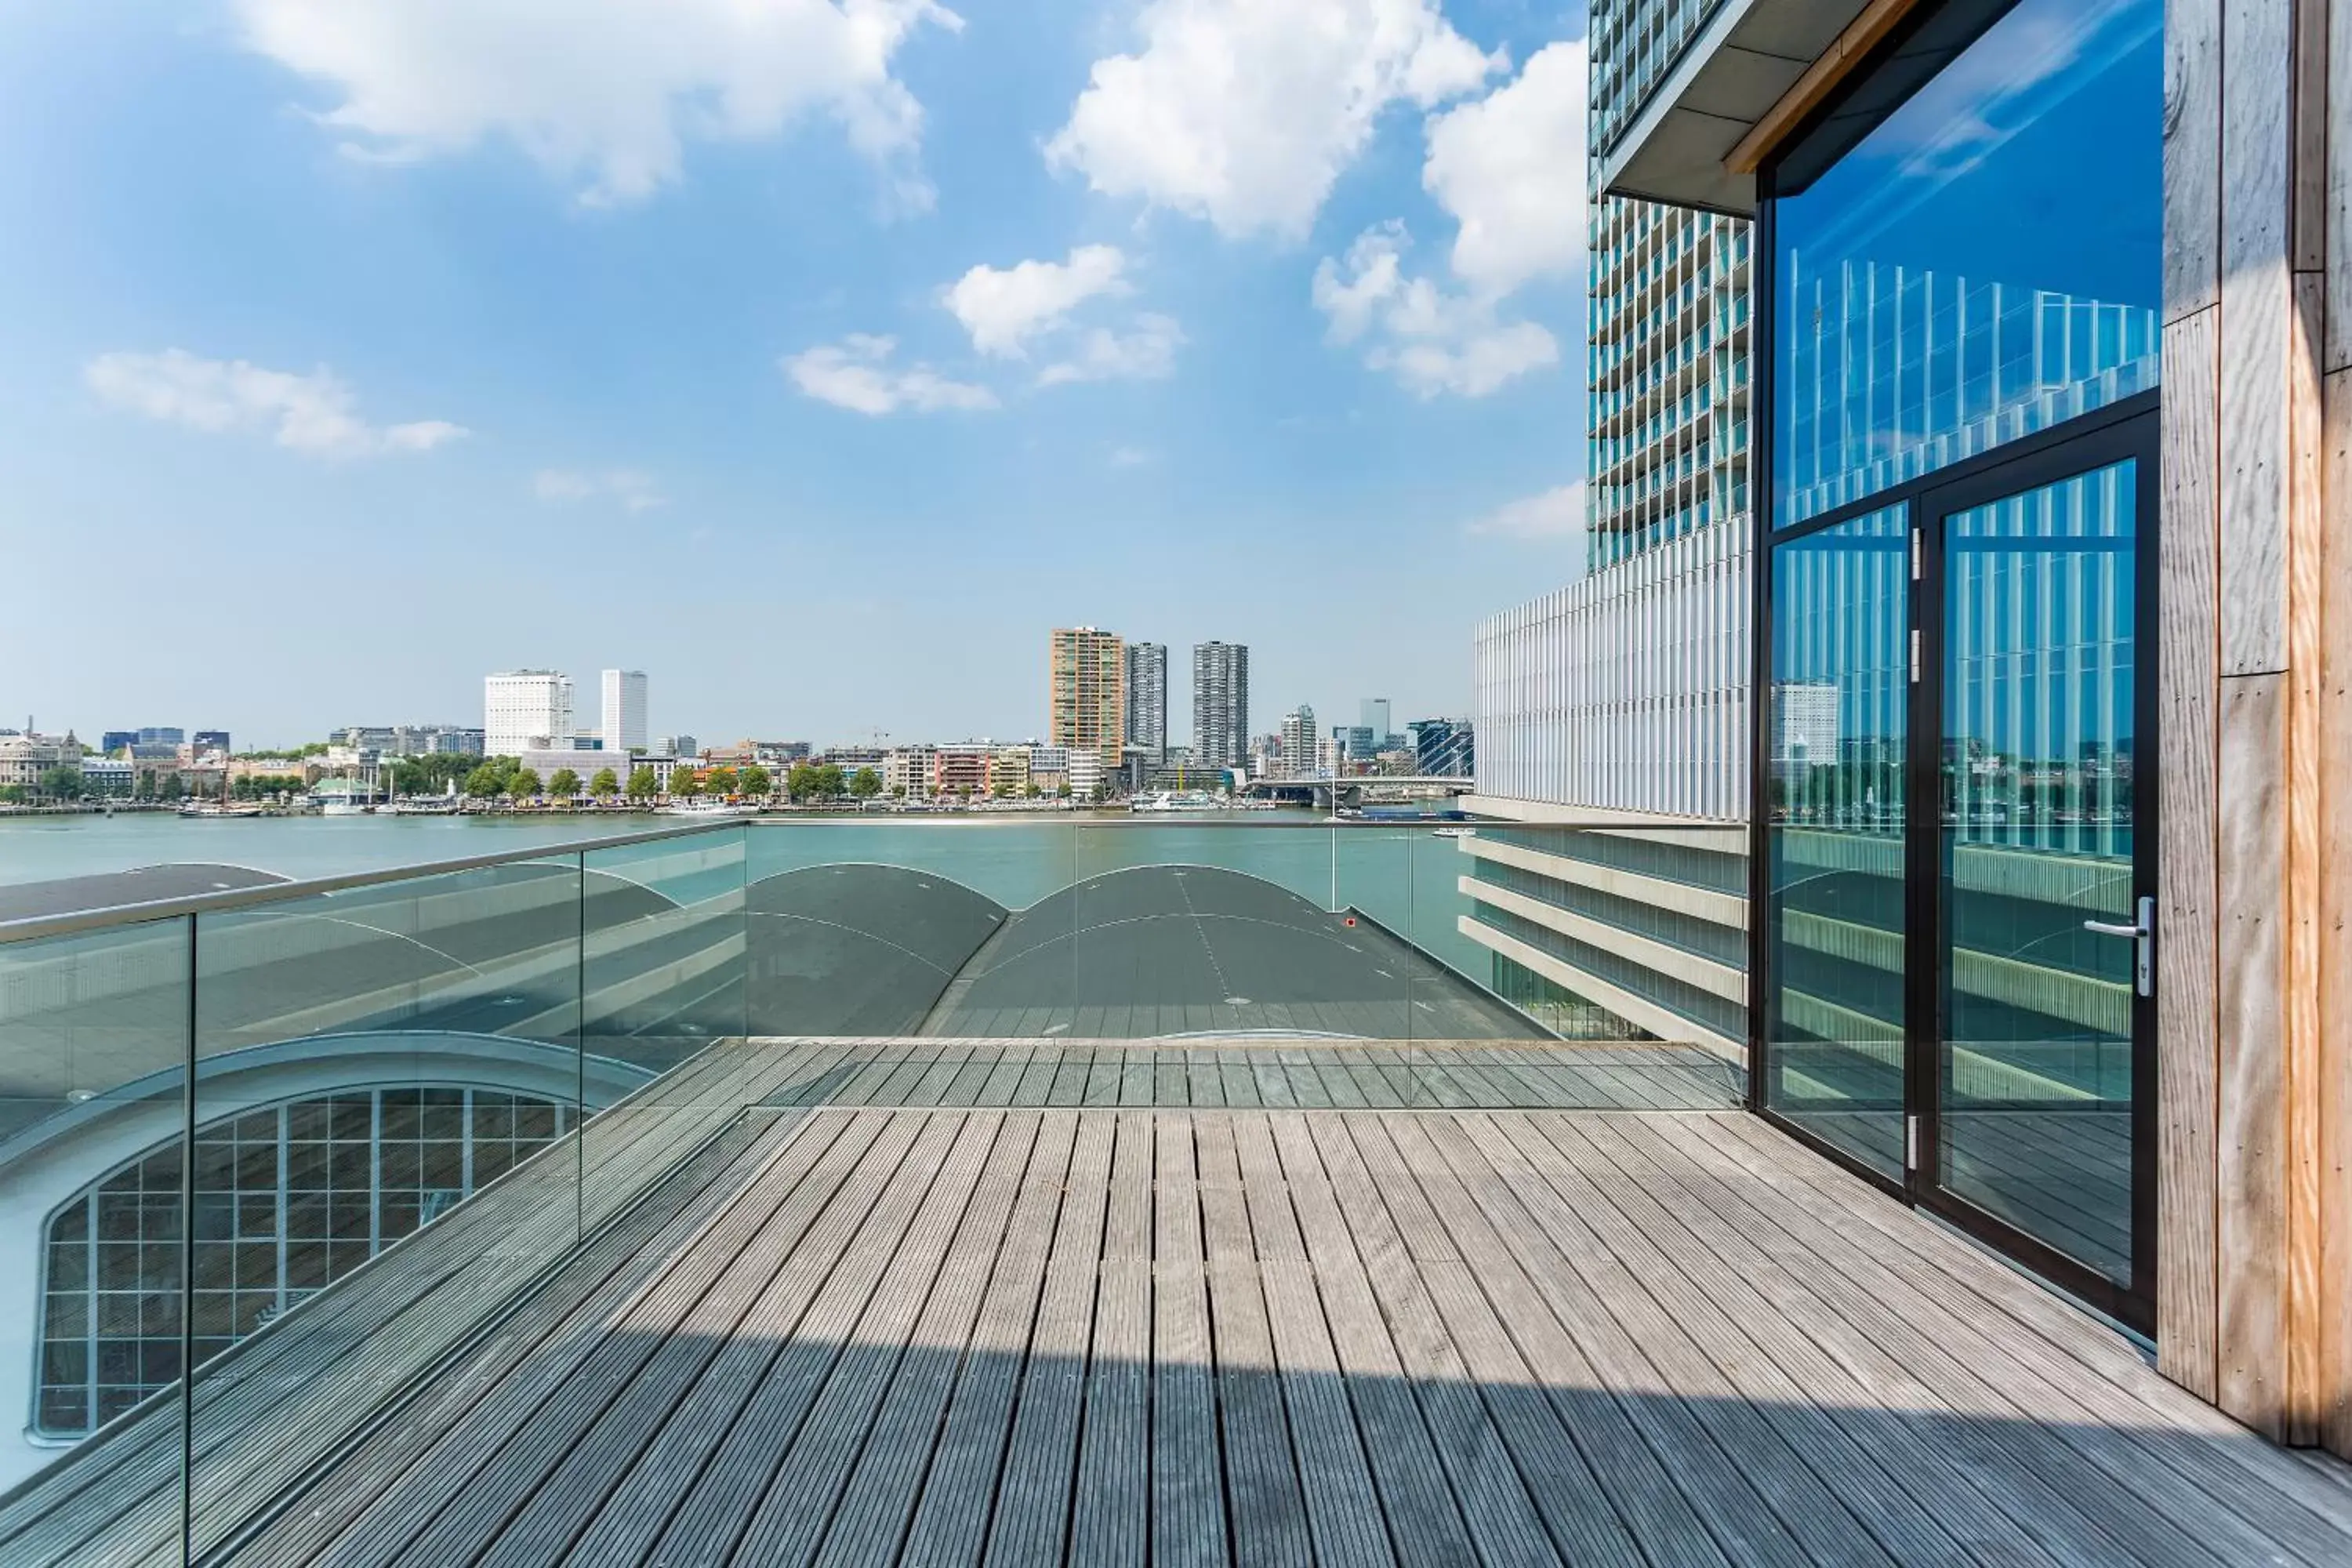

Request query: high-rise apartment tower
[
  {"left": 1123, "top": 643, "right": 1167, "bottom": 762},
  {"left": 1190, "top": 642, "right": 1249, "bottom": 771},
  {"left": 1048, "top": 627, "right": 1125, "bottom": 770}
]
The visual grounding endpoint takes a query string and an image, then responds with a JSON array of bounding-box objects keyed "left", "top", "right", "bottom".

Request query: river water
[{"left": 0, "top": 810, "right": 1487, "bottom": 978}]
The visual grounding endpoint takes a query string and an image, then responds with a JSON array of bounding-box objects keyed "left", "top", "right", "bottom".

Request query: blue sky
[{"left": 0, "top": 1, "right": 1591, "bottom": 750}]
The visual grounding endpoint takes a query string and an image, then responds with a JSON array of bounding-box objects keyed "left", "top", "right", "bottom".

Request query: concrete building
[
  {"left": 1047, "top": 627, "right": 1125, "bottom": 771},
  {"left": 1190, "top": 642, "right": 1248, "bottom": 770},
  {"left": 988, "top": 746, "right": 1030, "bottom": 797},
  {"left": 1278, "top": 706, "right": 1316, "bottom": 779},
  {"left": 191, "top": 731, "right": 229, "bottom": 756},
  {"left": 884, "top": 746, "right": 936, "bottom": 800},
  {"left": 600, "top": 670, "right": 648, "bottom": 756},
  {"left": 484, "top": 671, "right": 573, "bottom": 758},
  {"left": 1123, "top": 642, "right": 1167, "bottom": 763},
  {"left": 932, "top": 744, "right": 993, "bottom": 799}
]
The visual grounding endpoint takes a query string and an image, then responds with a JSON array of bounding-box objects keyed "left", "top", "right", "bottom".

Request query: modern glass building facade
[
  {"left": 1573, "top": 0, "right": 2176, "bottom": 1327},
  {"left": 1463, "top": 6, "right": 1758, "bottom": 1054}
]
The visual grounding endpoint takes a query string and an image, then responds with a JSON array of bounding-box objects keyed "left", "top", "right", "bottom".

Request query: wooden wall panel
[
  {"left": 2220, "top": 0, "right": 2296, "bottom": 676},
  {"left": 2158, "top": 307, "right": 2223, "bottom": 1399},
  {"left": 2217, "top": 671, "right": 2292, "bottom": 1436},
  {"left": 2164, "top": 0, "right": 2223, "bottom": 321},
  {"left": 2331, "top": 0, "right": 2352, "bottom": 376},
  {"left": 2320, "top": 365, "right": 2352, "bottom": 1454},
  {"left": 2285, "top": 272, "right": 2326, "bottom": 1442}
]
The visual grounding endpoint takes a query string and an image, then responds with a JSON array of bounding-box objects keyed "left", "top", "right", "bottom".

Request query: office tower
[
  {"left": 1190, "top": 641, "right": 1248, "bottom": 769},
  {"left": 100, "top": 731, "right": 135, "bottom": 755},
  {"left": 1123, "top": 642, "right": 1167, "bottom": 762},
  {"left": 191, "top": 731, "right": 230, "bottom": 755},
  {"left": 136, "top": 728, "right": 183, "bottom": 746},
  {"left": 601, "top": 670, "right": 648, "bottom": 755},
  {"left": 1048, "top": 627, "right": 1126, "bottom": 770},
  {"left": 484, "top": 670, "right": 574, "bottom": 757},
  {"left": 1278, "top": 706, "right": 1316, "bottom": 778},
  {"left": 1358, "top": 699, "right": 1391, "bottom": 741},
  {"left": 1461, "top": 16, "right": 1753, "bottom": 1055},
  {"left": 1408, "top": 718, "right": 1474, "bottom": 779},
  {"left": 1343, "top": 725, "right": 1376, "bottom": 761}
]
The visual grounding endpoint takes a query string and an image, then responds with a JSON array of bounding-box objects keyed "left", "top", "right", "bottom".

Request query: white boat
[
  {"left": 178, "top": 801, "right": 264, "bottom": 819},
  {"left": 1430, "top": 826, "right": 1475, "bottom": 839},
  {"left": 655, "top": 799, "right": 762, "bottom": 818}
]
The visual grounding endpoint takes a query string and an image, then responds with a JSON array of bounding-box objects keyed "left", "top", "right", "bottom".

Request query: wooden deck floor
[{"left": 214, "top": 1102, "right": 2352, "bottom": 1568}]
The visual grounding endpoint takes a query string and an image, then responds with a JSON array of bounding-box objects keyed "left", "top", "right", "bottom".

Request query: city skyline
[{"left": 1, "top": 2, "right": 1595, "bottom": 750}]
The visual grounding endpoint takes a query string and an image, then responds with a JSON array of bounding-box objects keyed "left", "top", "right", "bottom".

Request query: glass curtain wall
[
  {"left": 1762, "top": 506, "right": 1911, "bottom": 1174},
  {"left": 1769, "top": 0, "right": 2164, "bottom": 534},
  {"left": 1755, "top": 0, "right": 2164, "bottom": 1319}
]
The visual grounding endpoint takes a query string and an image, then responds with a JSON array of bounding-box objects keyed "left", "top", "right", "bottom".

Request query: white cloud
[
  {"left": 1466, "top": 480, "right": 1585, "bottom": 540},
  {"left": 234, "top": 0, "right": 960, "bottom": 209},
  {"left": 1311, "top": 224, "right": 1558, "bottom": 397},
  {"left": 84, "top": 349, "right": 468, "bottom": 457},
  {"left": 782, "top": 333, "right": 997, "bottom": 415},
  {"left": 1038, "top": 314, "right": 1184, "bottom": 386},
  {"left": 946, "top": 245, "right": 1130, "bottom": 357},
  {"left": 1310, "top": 41, "right": 1585, "bottom": 397},
  {"left": 1109, "top": 445, "right": 1156, "bottom": 466},
  {"left": 1046, "top": 0, "right": 1500, "bottom": 239},
  {"left": 1422, "top": 38, "right": 1588, "bottom": 296},
  {"left": 533, "top": 468, "right": 666, "bottom": 510}
]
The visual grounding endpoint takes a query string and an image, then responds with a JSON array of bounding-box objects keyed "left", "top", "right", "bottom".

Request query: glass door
[{"left": 1920, "top": 437, "right": 2157, "bottom": 1329}]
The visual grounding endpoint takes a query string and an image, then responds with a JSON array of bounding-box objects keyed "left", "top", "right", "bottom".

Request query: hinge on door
[
  {"left": 1909, "top": 628, "right": 1922, "bottom": 684},
  {"left": 1911, "top": 526, "right": 1922, "bottom": 580},
  {"left": 1906, "top": 1114, "right": 1920, "bottom": 1171}
]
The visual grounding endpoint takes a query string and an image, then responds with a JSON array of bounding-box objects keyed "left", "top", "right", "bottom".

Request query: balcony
[{"left": 3, "top": 820, "right": 2348, "bottom": 1564}]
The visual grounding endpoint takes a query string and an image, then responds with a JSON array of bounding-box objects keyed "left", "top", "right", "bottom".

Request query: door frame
[{"left": 1902, "top": 412, "right": 2161, "bottom": 1335}]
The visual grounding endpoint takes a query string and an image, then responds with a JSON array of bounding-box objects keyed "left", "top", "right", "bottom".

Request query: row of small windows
[
  {"left": 37, "top": 1087, "right": 572, "bottom": 1438},
  {"left": 1475, "top": 905, "right": 1748, "bottom": 1043}
]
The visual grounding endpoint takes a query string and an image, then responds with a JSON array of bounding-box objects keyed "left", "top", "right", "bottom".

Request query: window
[
  {"left": 1769, "top": 0, "right": 2163, "bottom": 529},
  {"left": 37, "top": 1087, "right": 570, "bottom": 1438}
]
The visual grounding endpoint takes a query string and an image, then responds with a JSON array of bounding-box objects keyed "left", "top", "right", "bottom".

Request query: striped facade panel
[{"left": 1472, "top": 514, "right": 1751, "bottom": 821}]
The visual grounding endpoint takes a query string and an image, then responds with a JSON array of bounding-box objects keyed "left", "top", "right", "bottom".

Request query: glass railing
[{"left": 0, "top": 811, "right": 1740, "bottom": 1562}]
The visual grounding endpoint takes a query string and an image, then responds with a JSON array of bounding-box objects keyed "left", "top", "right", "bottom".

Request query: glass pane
[
  {"left": 0, "top": 916, "right": 191, "bottom": 1556},
  {"left": 580, "top": 826, "right": 746, "bottom": 1229},
  {"left": 1770, "top": 0, "right": 2162, "bottom": 529},
  {"left": 188, "top": 855, "right": 584, "bottom": 1561},
  {"left": 1939, "top": 459, "right": 2138, "bottom": 1281},
  {"left": 1765, "top": 504, "right": 1911, "bottom": 1174}
]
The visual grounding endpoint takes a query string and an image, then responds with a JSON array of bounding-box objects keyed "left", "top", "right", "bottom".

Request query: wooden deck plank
[
  {"left": 1211, "top": 1114, "right": 1397, "bottom": 1568},
  {"left": 804, "top": 1115, "right": 1047, "bottom": 1568},
  {"left": 703, "top": 1112, "right": 1015, "bottom": 1568},
  {"left": 981, "top": 1114, "right": 1114, "bottom": 1568},
  {"left": 1068, "top": 1113, "right": 1153, "bottom": 1567},
  {"left": 1383, "top": 1114, "right": 1818, "bottom": 1568},
  {"left": 1149, "top": 1112, "right": 1228, "bottom": 1568},
  {"left": 1310, "top": 1116, "right": 1646, "bottom": 1568},
  {"left": 1195, "top": 1112, "right": 1316, "bottom": 1568},
  {"left": 47, "top": 1084, "right": 2352, "bottom": 1568},
  {"left": 893, "top": 1113, "right": 1078, "bottom": 1568},
  {"left": 628, "top": 1112, "right": 981, "bottom": 1566},
  {"left": 1269, "top": 1113, "right": 1555, "bottom": 1568},
  {"left": 1339, "top": 1114, "right": 1737, "bottom": 1567}
]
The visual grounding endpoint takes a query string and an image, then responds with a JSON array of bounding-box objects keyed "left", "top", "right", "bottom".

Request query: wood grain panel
[
  {"left": 2220, "top": 0, "right": 2296, "bottom": 674},
  {"left": 2158, "top": 307, "right": 2223, "bottom": 1400},
  {"left": 2165, "top": 0, "right": 2224, "bottom": 322},
  {"left": 2318, "top": 366, "right": 2352, "bottom": 1457},
  {"left": 2330, "top": 0, "right": 2352, "bottom": 373},
  {"left": 2218, "top": 671, "right": 2292, "bottom": 1436},
  {"left": 2286, "top": 270, "right": 2327, "bottom": 1444}
]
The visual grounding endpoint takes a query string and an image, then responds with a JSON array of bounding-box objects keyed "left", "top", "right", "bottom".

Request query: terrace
[{"left": 2, "top": 821, "right": 2347, "bottom": 1565}]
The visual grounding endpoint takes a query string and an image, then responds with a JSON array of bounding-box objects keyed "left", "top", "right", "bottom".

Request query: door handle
[{"left": 2083, "top": 895, "right": 2154, "bottom": 998}]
